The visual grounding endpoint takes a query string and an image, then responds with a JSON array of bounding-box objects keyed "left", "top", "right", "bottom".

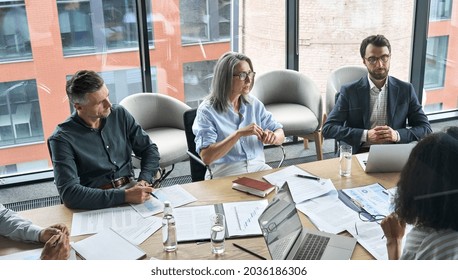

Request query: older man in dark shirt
[{"left": 48, "top": 70, "right": 160, "bottom": 209}]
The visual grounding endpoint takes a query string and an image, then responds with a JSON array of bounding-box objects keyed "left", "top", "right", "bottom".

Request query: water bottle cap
[{"left": 164, "top": 201, "right": 171, "bottom": 207}]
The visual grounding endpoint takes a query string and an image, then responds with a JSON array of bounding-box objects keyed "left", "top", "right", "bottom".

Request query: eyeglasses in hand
[
  {"left": 365, "top": 54, "right": 390, "bottom": 65},
  {"left": 233, "top": 71, "right": 256, "bottom": 81},
  {"left": 354, "top": 210, "right": 386, "bottom": 237},
  {"left": 152, "top": 166, "right": 174, "bottom": 188}
]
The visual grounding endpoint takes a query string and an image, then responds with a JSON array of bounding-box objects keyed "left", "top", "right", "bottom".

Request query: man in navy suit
[{"left": 322, "top": 34, "right": 432, "bottom": 154}]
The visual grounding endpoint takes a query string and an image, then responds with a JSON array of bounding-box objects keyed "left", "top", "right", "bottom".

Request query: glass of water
[
  {"left": 210, "top": 213, "right": 225, "bottom": 254},
  {"left": 339, "top": 144, "right": 352, "bottom": 177}
]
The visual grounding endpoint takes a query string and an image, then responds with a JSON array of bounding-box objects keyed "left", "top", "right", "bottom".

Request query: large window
[
  {"left": 183, "top": 60, "right": 216, "bottom": 108},
  {"left": 236, "top": 1, "right": 286, "bottom": 73},
  {"left": 425, "top": 0, "right": 457, "bottom": 113},
  {"left": 0, "top": 1, "right": 32, "bottom": 62},
  {"left": 180, "top": 0, "right": 231, "bottom": 45},
  {"left": 424, "top": 36, "right": 448, "bottom": 90},
  {"left": 430, "top": 0, "right": 453, "bottom": 21},
  {"left": 0, "top": 80, "right": 44, "bottom": 147},
  {"left": 0, "top": 1, "right": 149, "bottom": 180},
  {"left": 298, "top": 1, "right": 414, "bottom": 98},
  {"left": 0, "top": 0, "right": 456, "bottom": 185},
  {"left": 57, "top": 0, "right": 153, "bottom": 56}
]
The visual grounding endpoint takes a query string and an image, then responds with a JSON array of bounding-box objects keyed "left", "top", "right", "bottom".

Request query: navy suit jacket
[{"left": 322, "top": 76, "right": 432, "bottom": 153}]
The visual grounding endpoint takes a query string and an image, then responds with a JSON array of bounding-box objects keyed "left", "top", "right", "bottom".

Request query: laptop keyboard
[
  {"left": 272, "top": 234, "right": 296, "bottom": 260},
  {"left": 295, "top": 233, "right": 330, "bottom": 260}
]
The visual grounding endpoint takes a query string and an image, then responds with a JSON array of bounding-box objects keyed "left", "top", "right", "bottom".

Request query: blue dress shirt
[{"left": 193, "top": 96, "right": 282, "bottom": 176}]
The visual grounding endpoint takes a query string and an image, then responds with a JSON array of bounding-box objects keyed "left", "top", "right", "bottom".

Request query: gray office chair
[
  {"left": 119, "top": 92, "right": 191, "bottom": 170},
  {"left": 251, "top": 69, "right": 323, "bottom": 160},
  {"left": 325, "top": 65, "right": 367, "bottom": 153}
]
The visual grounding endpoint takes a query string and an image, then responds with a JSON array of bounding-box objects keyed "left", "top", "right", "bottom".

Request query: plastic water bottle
[{"left": 162, "top": 201, "right": 177, "bottom": 252}]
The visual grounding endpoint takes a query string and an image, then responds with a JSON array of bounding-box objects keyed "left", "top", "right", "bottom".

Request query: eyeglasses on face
[
  {"left": 365, "top": 54, "right": 390, "bottom": 65},
  {"left": 233, "top": 71, "right": 256, "bottom": 81}
]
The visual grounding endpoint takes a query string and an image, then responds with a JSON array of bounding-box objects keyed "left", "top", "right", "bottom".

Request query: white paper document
[
  {"left": 71, "top": 228, "right": 146, "bottom": 260},
  {"left": 346, "top": 220, "right": 388, "bottom": 260},
  {"left": 173, "top": 204, "right": 215, "bottom": 242},
  {"left": 346, "top": 220, "right": 412, "bottom": 260},
  {"left": 130, "top": 184, "right": 197, "bottom": 218},
  {"left": 71, "top": 206, "right": 147, "bottom": 236},
  {"left": 263, "top": 165, "right": 335, "bottom": 203},
  {"left": 296, "top": 190, "right": 359, "bottom": 234},
  {"left": 113, "top": 216, "right": 162, "bottom": 245}
]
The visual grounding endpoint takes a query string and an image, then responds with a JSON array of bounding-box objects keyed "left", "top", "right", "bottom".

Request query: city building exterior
[{"left": 0, "top": 0, "right": 456, "bottom": 180}]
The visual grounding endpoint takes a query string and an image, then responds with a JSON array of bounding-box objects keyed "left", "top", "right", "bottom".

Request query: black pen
[
  {"left": 233, "top": 243, "right": 266, "bottom": 260},
  {"left": 295, "top": 174, "right": 320, "bottom": 181}
]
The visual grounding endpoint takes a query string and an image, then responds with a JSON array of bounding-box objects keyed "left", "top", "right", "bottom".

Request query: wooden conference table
[{"left": 0, "top": 156, "right": 400, "bottom": 260}]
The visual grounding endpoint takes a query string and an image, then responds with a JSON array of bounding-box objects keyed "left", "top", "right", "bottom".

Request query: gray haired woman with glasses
[
  {"left": 381, "top": 126, "right": 458, "bottom": 259},
  {"left": 192, "top": 52, "right": 285, "bottom": 179}
]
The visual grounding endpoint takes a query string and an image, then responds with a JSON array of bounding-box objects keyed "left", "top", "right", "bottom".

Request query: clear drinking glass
[
  {"left": 339, "top": 144, "right": 352, "bottom": 177},
  {"left": 210, "top": 213, "right": 225, "bottom": 254}
]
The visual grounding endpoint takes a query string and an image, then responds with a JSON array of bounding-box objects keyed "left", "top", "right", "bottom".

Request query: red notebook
[{"left": 232, "top": 177, "right": 275, "bottom": 198}]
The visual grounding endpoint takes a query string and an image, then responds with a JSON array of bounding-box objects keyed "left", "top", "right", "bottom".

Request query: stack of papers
[
  {"left": 173, "top": 199, "right": 268, "bottom": 242},
  {"left": 261, "top": 165, "right": 403, "bottom": 260},
  {"left": 71, "top": 184, "right": 196, "bottom": 246}
]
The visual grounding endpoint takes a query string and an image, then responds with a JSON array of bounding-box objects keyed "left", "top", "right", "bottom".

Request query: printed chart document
[
  {"left": 222, "top": 200, "right": 267, "bottom": 237},
  {"left": 71, "top": 206, "right": 161, "bottom": 245},
  {"left": 130, "top": 184, "right": 197, "bottom": 218},
  {"left": 340, "top": 183, "right": 392, "bottom": 216},
  {"left": 263, "top": 165, "right": 335, "bottom": 203},
  {"left": 71, "top": 228, "right": 146, "bottom": 260},
  {"left": 338, "top": 183, "right": 403, "bottom": 260},
  {"left": 173, "top": 199, "right": 268, "bottom": 242}
]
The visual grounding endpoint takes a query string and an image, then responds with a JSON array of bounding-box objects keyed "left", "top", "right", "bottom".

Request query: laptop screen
[{"left": 258, "top": 183, "right": 302, "bottom": 260}]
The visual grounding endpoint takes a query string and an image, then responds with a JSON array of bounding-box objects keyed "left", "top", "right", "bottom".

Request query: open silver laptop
[
  {"left": 356, "top": 143, "right": 416, "bottom": 173},
  {"left": 258, "top": 182, "right": 356, "bottom": 260}
]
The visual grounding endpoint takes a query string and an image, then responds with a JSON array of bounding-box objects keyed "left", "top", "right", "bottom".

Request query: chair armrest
[
  {"left": 186, "top": 151, "right": 213, "bottom": 179},
  {"left": 277, "top": 145, "right": 286, "bottom": 168}
]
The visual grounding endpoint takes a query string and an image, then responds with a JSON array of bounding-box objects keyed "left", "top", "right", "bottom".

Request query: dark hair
[
  {"left": 66, "top": 70, "right": 104, "bottom": 105},
  {"left": 208, "top": 52, "right": 254, "bottom": 113},
  {"left": 360, "top": 34, "right": 391, "bottom": 59},
  {"left": 394, "top": 126, "right": 458, "bottom": 230}
]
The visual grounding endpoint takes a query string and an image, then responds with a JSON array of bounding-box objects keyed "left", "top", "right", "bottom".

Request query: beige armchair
[
  {"left": 251, "top": 69, "right": 323, "bottom": 161},
  {"left": 119, "top": 92, "right": 191, "bottom": 169},
  {"left": 325, "top": 65, "right": 367, "bottom": 153},
  {"left": 325, "top": 65, "right": 367, "bottom": 118}
]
